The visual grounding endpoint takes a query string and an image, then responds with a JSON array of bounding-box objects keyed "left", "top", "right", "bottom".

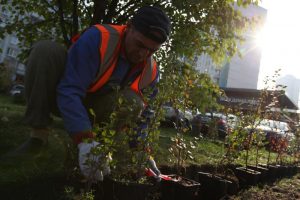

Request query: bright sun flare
[{"left": 258, "top": 0, "right": 300, "bottom": 85}]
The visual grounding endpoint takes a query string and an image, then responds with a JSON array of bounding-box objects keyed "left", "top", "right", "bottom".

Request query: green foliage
[
  {"left": 1, "top": 0, "right": 258, "bottom": 64},
  {"left": 157, "top": 58, "right": 222, "bottom": 115},
  {"left": 168, "top": 133, "right": 198, "bottom": 174},
  {"left": 83, "top": 87, "right": 163, "bottom": 185},
  {"left": 0, "top": 93, "right": 297, "bottom": 198},
  {"left": 288, "top": 126, "right": 300, "bottom": 164},
  {"left": 64, "top": 186, "right": 95, "bottom": 200},
  {"left": 221, "top": 69, "right": 290, "bottom": 167},
  {"left": 152, "top": 53, "right": 223, "bottom": 174}
]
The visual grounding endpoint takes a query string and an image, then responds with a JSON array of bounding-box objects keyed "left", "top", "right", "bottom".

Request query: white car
[
  {"left": 9, "top": 84, "right": 24, "bottom": 96},
  {"left": 162, "top": 105, "right": 192, "bottom": 130},
  {"left": 246, "top": 119, "right": 295, "bottom": 142}
]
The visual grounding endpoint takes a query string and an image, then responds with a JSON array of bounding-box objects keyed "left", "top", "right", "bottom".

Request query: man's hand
[
  {"left": 78, "top": 141, "right": 111, "bottom": 182},
  {"left": 147, "top": 156, "right": 161, "bottom": 181}
]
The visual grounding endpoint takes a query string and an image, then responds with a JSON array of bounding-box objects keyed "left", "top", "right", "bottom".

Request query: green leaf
[{"left": 89, "top": 108, "right": 95, "bottom": 117}]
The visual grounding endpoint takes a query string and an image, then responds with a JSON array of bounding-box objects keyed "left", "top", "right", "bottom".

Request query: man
[{"left": 12, "top": 6, "right": 171, "bottom": 181}]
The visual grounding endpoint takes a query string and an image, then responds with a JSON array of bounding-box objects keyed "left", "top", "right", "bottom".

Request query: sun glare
[
  {"left": 258, "top": 0, "right": 300, "bottom": 88},
  {"left": 254, "top": 30, "right": 265, "bottom": 50}
]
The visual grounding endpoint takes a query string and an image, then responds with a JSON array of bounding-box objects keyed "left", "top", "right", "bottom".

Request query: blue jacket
[{"left": 57, "top": 26, "right": 158, "bottom": 135}]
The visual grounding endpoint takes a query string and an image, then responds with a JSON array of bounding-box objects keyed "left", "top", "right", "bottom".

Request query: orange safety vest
[{"left": 85, "top": 24, "right": 158, "bottom": 101}]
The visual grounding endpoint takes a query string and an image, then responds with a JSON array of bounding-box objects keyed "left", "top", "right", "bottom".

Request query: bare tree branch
[{"left": 57, "top": 0, "right": 71, "bottom": 47}]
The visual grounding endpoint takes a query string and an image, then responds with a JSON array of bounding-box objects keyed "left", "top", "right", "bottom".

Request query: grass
[
  {"left": 155, "top": 127, "right": 225, "bottom": 166},
  {"left": 0, "top": 95, "right": 76, "bottom": 199},
  {"left": 156, "top": 126, "right": 283, "bottom": 168},
  {"left": 0, "top": 94, "right": 296, "bottom": 199}
]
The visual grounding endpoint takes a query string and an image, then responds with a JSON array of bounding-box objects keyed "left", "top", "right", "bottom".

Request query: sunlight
[
  {"left": 258, "top": 0, "right": 300, "bottom": 89},
  {"left": 254, "top": 29, "right": 265, "bottom": 50}
]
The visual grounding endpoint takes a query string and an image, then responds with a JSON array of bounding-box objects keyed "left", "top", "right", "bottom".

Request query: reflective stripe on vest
[
  {"left": 131, "top": 58, "right": 157, "bottom": 97},
  {"left": 87, "top": 24, "right": 158, "bottom": 99},
  {"left": 88, "top": 24, "right": 125, "bottom": 92}
]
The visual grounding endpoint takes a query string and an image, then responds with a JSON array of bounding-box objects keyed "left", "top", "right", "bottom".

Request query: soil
[
  {"left": 229, "top": 174, "right": 300, "bottom": 200},
  {"left": 168, "top": 175, "right": 199, "bottom": 187}
]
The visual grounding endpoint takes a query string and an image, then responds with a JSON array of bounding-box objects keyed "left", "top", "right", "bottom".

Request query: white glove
[
  {"left": 148, "top": 157, "right": 161, "bottom": 181},
  {"left": 78, "top": 141, "right": 111, "bottom": 182}
]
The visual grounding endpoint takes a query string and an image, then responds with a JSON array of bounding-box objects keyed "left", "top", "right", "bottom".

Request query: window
[
  {"left": 7, "top": 48, "right": 17, "bottom": 58},
  {"left": 10, "top": 36, "right": 19, "bottom": 45}
]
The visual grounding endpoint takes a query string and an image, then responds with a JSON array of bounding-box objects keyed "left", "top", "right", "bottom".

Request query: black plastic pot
[
  {"left": 275, "top": 165, "right": 289, "bottom": 178},
  {"left": 98, "top": 177, "right": 157, "bottom": 200},
  {"left": 260, "top": 164, "right": 280, "bottom": 182},
  {"left": 161, "top": 174, "right": 200, "bottom": 200},
  {"left": 289, "top": 165, "right": 299, "bottom": 176},
  {"left": 233, "top": 167, "right": 261, "bottom": 187},
  {"left": 247, "top": 165, "right": 269, "bottom": 183},
  {"left": 197, "top": 172, "right": 235, "bottom": 200}
]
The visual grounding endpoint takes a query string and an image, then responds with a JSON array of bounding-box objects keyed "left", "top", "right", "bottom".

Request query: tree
[{"left": 1, "top": 0, "right": 260, "bottom": 63}]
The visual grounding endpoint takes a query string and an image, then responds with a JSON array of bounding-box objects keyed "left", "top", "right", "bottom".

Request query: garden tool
[{"left": 145, "top": 168, "right": 173, "bottom": 181}]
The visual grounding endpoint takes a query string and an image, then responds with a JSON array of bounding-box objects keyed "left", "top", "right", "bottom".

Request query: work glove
[{"left": 78, "top": 141, "right": 111, "bottom": 182}]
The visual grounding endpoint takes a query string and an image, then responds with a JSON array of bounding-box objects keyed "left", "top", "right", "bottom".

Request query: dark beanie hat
[{"left": 131, "top": 6, "right": 171, "bottom": 43}]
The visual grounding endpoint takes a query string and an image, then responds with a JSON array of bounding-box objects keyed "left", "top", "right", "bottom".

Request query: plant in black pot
[
  {"left": 246, "top": 128, "right": 269, "bottom": 183},
  {"left": 260, "top": 81, "right": 293, "bottom": 180},
  {"left": 157, "top": 60, "right": 226, "bottom": 200},
  {"left": 269, "top": 134, "right": 290, "bottom": 178},
  {"left": 287, "top": 126, "right": 300, "bottom": 174},
  {"left": 78, "top": 88, "right": 163, "bottom": 200},
  {"left": 227, "top": 103, "right": 266, "bottom": 187},
  {"left": 232, "top": 70, "right": 289, "bottom": 187},
  {"left": 161, "top": 62, "right": 222, "bottom": 200},
  {"left": 163, "top": 132, "right": 200, "bottom": 200},
  {"left": 229, "top": 115, "right": 261, "bottom": 188},
  {"left": 194, "top": 109, "right": 242, "bottom": 200}
]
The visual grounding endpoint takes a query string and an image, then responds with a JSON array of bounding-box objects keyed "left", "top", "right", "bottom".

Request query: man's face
[{"left": 124, "top": 25, "right": 162, "bottom": 64}]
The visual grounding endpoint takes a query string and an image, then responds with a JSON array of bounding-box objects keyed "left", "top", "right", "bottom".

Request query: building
[
  {"left": 0, "top": 4, "right": 26, "bottom": 83},
  {"left": 219, "top": 87, "right": 299, "bottom": 122},
  {"left": 195, "top": 4, "right": 267, "bottom": 89},
  {"left": 194, "top": 53, "right": 222, "bottom": 84},
  {"left": 276, "top": 75, "right": 300, "bottom": 109}
]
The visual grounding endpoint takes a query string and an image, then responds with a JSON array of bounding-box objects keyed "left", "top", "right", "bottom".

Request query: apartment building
[
  {"left": 195, "top": 4, "right": 267, "bottom": 89},
  {"left": 0, "top": 4, "right": 25, "bottom": 82}
]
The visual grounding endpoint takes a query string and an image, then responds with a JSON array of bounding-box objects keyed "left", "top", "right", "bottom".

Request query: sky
[{"left": 257, "top": 0, "right": 300, "bottom": 88}]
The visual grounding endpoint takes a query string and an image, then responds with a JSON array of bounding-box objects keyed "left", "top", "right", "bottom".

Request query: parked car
[
  {"left": 192, "top": 112, "right": 238, "bottom": 139},
  {"left": 9, "top": 84, "right": 25, "bottom": 103},
  {"left": 245, "top": 119, "right": 295, "bottom": 149},
  {"left": 9, "top": 84, "right": 24, "bottom": 97},
  {"left": 162, "top": 105, "right": 192, "bottom": 131}
]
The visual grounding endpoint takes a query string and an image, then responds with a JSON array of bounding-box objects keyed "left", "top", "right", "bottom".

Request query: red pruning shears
[{"left": 145, "top": 168, "right": 173, "bottom": 181}]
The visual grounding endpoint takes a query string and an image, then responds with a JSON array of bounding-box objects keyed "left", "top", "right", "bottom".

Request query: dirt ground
[{"left": 231, "top": 174, "right": 300, "bottom": 200}]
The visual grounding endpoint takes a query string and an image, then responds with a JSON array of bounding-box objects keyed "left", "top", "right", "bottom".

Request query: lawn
[
  {"left": 0, "top": 94, "right": 76, "bottom": 199},
  {"left": 0, "top": 94, "right": 295, "bottom": 199}
]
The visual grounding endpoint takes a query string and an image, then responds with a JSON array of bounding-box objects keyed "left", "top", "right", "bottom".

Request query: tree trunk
[
  {"left": 255, "top": 146, "right": 259, "bottom": 167},
  {"left": 71, "top": 0, "right": 79, "bottom": 37},
  {"left": 245, "top": 149, "right": 248, "bottom": 169},
  {"left": 267, "top": 150, "right": 271, "bottom": 166},
  {"left": 57, "top": 0, "right": 71, "bottom": 47},
  {"left": 91, "top": 0, "right": 108, "bottom": 26}
]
